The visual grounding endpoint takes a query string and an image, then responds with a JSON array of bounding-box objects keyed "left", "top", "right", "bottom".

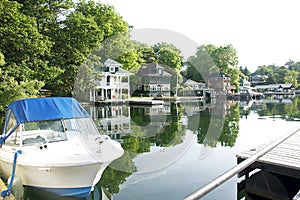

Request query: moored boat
[{"left": 0, "top": 97, "right": 124, "bottom": 198}]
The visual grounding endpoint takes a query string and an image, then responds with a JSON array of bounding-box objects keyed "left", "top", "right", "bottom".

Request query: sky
[{"left": 100, "top": 0, "right": 300, "bottom": 72}]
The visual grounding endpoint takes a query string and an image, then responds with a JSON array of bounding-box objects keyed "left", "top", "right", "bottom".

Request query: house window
[
  {"left": 150, "top": 85, "right": 157, "bottom": 91},
  {"left": 144, "top": 85, "right": 149, "bottom": 91},
  {"left": 109, "top": 66, "right": 115, "bottom": 73}
]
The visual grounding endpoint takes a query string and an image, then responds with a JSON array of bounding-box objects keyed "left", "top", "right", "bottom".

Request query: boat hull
[
  {"left": 0, "top": 159, "right": 107, "bottom": 198},
  {"left": 0, "top": 137, "right": 124, "bottom": 198}
]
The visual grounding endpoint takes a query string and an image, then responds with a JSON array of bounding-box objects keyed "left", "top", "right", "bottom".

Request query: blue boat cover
[{"left": 7, "top": 97, "right": 90, "bottom": 124}]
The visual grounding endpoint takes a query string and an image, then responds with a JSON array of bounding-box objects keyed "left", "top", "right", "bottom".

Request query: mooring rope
[{"left": 1, "top": 150, "right": 22, "bottom": 197}]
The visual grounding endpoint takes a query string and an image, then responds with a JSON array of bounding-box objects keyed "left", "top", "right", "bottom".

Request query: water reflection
[{"left": 94, "top": 96, "right": 300, "bottom": 200}]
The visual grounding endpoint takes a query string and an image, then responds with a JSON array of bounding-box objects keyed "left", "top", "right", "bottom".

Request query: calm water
[{"left": 23, "top": 96, "right": 300, "bottom": 199}]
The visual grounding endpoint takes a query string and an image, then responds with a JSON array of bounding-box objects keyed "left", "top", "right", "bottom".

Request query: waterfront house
[
  {"left": 250, "top": 74, "right": 269, "bottom": 86},
  {"left": 181, "top": 79, "right": 206, "bottom": 96},
  {"left": 279, "top": 84, "right": 295, "bottom": 93},
  {"left": 135, "top": 63, "right": 172, "bottom": 96},
  {"left": 183, "top": 79, "right": 206, "bottom": 89},
  {"left": 90, "top": 59, "right": 133, "bottom": 102},
  {"left": 207, "top": 72, "right": 232, "bottom": 95},
  {"left": 255, "top": 83, "right": 295, "bottom": 94}
]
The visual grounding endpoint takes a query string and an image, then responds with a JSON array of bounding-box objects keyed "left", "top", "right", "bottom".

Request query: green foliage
[
  {"left": 284, "top": 70, "right": 298, "bottom": 88},
  {"left": 186, "top": 44, "right": 229, "bottom": 83},
  {"left": 239, "top": 66, "right": 251, "bottom": 81},
  {"left": 253, "top": 63, "right": 299, "bottom": 87},
  {"left": 0, "top": 0, "right": 51, "bottom": 80},
  {"left": 153, "top": 42, "right": 184, "bottom": 71},
  {"left": 76, "top": 0, "right": 128, "bottom": 40},
  {"left": 0, "top": 66, "right": 44, "bottom": 113},
  {"left": 218, "top": 104, "right": 240, "bottom": 147},
  {"left": 0, "top": 0, "right": 47, "bottom": 112},
  {"left": 15, "top": 0, "right": 74, "bottom": 35},
  {"left": 0, "top": 52, "right": 4, "bottom": 66},
  {"left": 136, "top": 43, "right": 157, "bottom": 64}
]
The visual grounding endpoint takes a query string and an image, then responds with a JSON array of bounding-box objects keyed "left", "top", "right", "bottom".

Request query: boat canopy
[
  {"left": 0, "top": 97, "right": 89, "bottom": 146},
  {"left": 7, "top": 97, "right": 89, "bottom": 124}
]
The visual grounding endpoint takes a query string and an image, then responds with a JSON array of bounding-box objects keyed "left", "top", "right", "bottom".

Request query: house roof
[
  {"left": 208, "top": 72, "right": 230, "bottom": 78},
  {"left": 255, "top": 84, "right": 294, "bottom": 89},
  {"left": 95, "top": 59, "right": 132, "bottom": 75},
  {"left": 280, "top": 84, "right": 294, "bottom": 89},
  {"left": 104, "top": 58, "right": 122, "bottom": 67},
  {"left": 138, "top": 63, "right": 172, "bottom": 77},
  {"left": 183, "top": 79, "right": 205, "bottom": 86},
  {"left": 96, "top": 66, "right": 132, "bottom": 74}
]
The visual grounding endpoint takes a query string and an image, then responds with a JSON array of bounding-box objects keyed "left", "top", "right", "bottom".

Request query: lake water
[{"left": 24, "top": 96, "right": 300, "bottom": 200}]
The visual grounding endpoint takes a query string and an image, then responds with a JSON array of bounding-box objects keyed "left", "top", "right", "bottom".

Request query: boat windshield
[
  {"left": 64, "top": 118, "right": 99, "bottom": 138},
  {"left": 5, "top": 119, "right": 67, "bottom": 146},
  {"left": 20, "top": 120, "right": 67, "bottom": 145}
]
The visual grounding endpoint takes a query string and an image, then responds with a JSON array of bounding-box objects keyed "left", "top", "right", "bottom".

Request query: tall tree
[
  {"left": 15, "top": 0, "right": 73, "bottom": 35},
  {"left": 153, "top": 42, "right": 184, "bottom": 71},
  {"left": 0, "top": 0, "right": 51, "bottom": 80},
  {"left": 48, "top": 1, "right": 129, "bottom": 96},
  {"left": 0, "top": 52, "right": 43, "bottom": 113},
  {"left": 136, "top": 43, "right": 157, "bottom": 64},
  {"left": 75, "top": 0, "right": 128, "bottom": 40},
  {"left": 284, "top": 70, "right": 298, "bottom": 87},
  {"left": 201, "top": 44, "right": 239, "bottom": 72},
  {"left": 186, "top": 44, "right": 240, "bottom": 86}
]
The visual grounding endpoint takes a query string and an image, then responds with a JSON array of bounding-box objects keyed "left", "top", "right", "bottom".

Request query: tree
[
  {"left": 136, "top": 43, "right": 157, "bottom": 64},
  {"left": 254, "top": 65, "right": 276, "bottom": 84},
  {"left": 200, "top": 44, "right": 239, "bottom": 72},
  {"left": 284, "top": 70, "right": 298, "bottom": 88},
  {"left": 240, "top": 66, "right": 251, "bottom": 78},
  {"left": 185, "top": 45, "right": 217, "bottom": 83},
  {"left": 0, "top": 53, "right": 44, "bottom": 113},
  {"left": 15, "top": 0, "right": 73, "bottom": 35},
  {"left": 0, "top": 0, "right": 51, "bottom": 82},
  {"left": 75, "top": 0, "right": 128, "bottom": 40},
  {"left": 0, "top": 0, "right": 46, "bottom": 112},
  {"left": 47, "top": 1, "right": 129, "bottom": 96},
  {"left": 186, "top": 44, "right": 240, "bottom": 88},
  {"left": 153, "top": 42, "right": 184, "bottom": 71},
  {"left": 49, "top": 11, "right": 103, "bottom": 95}
]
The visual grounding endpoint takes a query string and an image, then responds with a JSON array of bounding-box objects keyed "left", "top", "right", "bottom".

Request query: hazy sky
[{"left": 100, "top": 0, "right": 300, "bottom": 72}]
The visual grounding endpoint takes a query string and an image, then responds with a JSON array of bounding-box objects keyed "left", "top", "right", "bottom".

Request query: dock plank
[{"left": 237, "top": 129, "right": 300, "bottom": 174}]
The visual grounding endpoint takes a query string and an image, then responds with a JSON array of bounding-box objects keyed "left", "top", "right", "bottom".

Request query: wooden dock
[
  {"left": 237, "top": 129, "right": 300, "bottom": 199},
  {"left": 184, "top": 128, "right": 300, "bottom": 200},
  {"left": 128, "top": 98, "right": 164, "bottom": 105}
]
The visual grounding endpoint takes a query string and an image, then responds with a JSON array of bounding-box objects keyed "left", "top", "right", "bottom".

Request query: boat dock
[
  {"left": 236, "top": 128, "right": 300, "bottom": 199},
  {"left": 128, "top": 98, "right": 164, "bottom": 105},
  {"left": 90, "top": 96, "right": 209, "bottom": 106},
  {"left": 184, "top": 127, "right": 300, "bottom": 200},
  {"left": 0, "top": 179, "right": 16, "bottom": 200}
]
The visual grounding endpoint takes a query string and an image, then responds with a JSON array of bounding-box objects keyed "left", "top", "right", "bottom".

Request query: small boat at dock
[{"left": 0, "top": 97, "right": 124, "bottom": 198}]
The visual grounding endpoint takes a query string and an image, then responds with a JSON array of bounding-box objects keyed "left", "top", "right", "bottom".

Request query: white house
[{"left": 90, "top": 59, "right": 132, "bottom": 102}]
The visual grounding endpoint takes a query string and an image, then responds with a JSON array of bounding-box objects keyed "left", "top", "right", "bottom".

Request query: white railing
[{"left": 95, "top": 81, "right": 129, "bottom": 88}]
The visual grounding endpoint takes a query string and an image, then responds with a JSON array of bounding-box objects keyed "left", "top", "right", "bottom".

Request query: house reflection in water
[
  {"left": 89, "top": 106, "right": 131, "bottom": 143},
  {"left": 88, "top": 104, "right": 172, "bottom": 142}
]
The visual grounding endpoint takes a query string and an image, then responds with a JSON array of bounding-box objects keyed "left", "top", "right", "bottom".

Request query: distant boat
[{"left": 0, "top": 97, "right": 124, "bottom": 198}]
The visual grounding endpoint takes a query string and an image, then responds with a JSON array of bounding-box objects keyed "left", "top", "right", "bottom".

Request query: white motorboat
[{"left": 0, "top": 97, "right": 124, "bottom": 198}]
